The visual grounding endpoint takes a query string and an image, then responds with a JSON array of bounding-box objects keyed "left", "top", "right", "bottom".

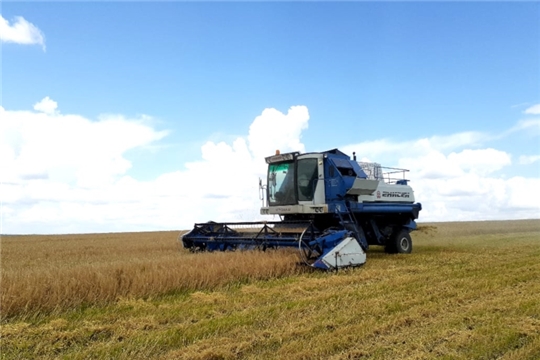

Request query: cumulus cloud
[
  {"left": 33, "top": 96, "right": 58, "bottom": 114},
  {"left": 392, "top": 148, "right": 509, "bottom": 181},
  {"left": 1, "top": 103, "right": 309, "bottom": 234},
  {"left": 447, "top": 148, "right": 511, "bottom": 176},
  {"left": 0, "top": 99, "right": 168, "bottom": 189},
  {"left": 155, "top": 106, "right": 310, "bottom": 225},
  {"left": 524, "top": 104, "right": 540, "bottom": 115},
  {"left": 0, "top": 15, "right": 45, "bottom": 50},
  {"left": 1, "top": 100, "right": 539, "bottom": 234},
  {"left": 368, "top": 144, "right": 537, "bottom": 222},
  {"left": 248, "top": 106, "right": 309, "bottom": 162},
  {"left": 341, "top": 118, "right": 540, "bottom": 222},
  {"left": 340, "top": 131, "right": 491, "bottom": 166},
  {"left": 398, "top": 152, "right": 512, "bottom": 219}
]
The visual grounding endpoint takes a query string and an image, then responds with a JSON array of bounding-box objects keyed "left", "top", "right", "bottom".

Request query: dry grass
[
  {"left": 1, "top": 231, "right": 304, "bottom": 319},
  {"left": 1, "top": 219, "right": 540, "bottom": 359}
]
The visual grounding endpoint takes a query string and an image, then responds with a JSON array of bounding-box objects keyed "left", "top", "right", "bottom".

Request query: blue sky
[{"left": 1, "top": 2, "right": 539, "bottom": 234}]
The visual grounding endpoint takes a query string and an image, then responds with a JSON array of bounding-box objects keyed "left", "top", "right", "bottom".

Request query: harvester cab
[{"left": 182, "top": 149, "right": 421, "bottom": 270}]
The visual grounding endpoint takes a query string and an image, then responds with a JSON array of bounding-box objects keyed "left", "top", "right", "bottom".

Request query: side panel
[
  {"left": 356, "top": 182, "right": 416, "bottom": 203},
  {"left": 261, "top": 204, "right": 329, "bottom": 215}
]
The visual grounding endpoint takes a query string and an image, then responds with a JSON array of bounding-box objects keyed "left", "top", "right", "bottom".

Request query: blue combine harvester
[{"left": 181, "top": 149, "right": 422, "bottom": 270}]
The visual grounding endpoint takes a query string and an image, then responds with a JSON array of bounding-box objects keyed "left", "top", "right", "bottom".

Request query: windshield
[{"left": 268, "top": 161, "right": 296, "bottom": 205}]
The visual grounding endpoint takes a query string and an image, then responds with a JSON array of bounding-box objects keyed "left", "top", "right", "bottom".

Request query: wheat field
[
  {"left": 1, "top": 219, "right": 540, "bottom": 359},
  {"left": 1, "top": 231, "right": 304, "bottom": 320}
]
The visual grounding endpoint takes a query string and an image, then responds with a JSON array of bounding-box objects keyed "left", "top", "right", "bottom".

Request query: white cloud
[
  {"left": 340, "top": 131, "right": 490, "bottom": 164},
  {"left": 248, "top": 106, "right": 309, "bottom": 162},
  {"left": 411, "top": 174, "right": 539, "bottom": 222},
  {"left": 1, "top": 100, "right": 539, "bottom": 234},
  {"left": 519, "top": 155, "right": 540, "bottom": 165},
  {"left": 0, "top": 15, "right": 45, "bottom": 50},
  {"left": 0, "top": 99, "right": 168, "bottom": 190},
  {"left": 447, "top": 148, "right": 511, "bottom": 176},
  {"left": 0, "top": 103, "right": 309, "bottom": 234},
  {"left": 398, "top": 157, "right": 540, "bottom": 222},
  {"left": 33, "top": 97, "right": 58, "bottom": 114},
  {"left": 350, "top": 139, "right": 538, "bottom": 222},
  {"left": 524, "top": 104, "right": 540, "bottom": 115},
  {"left": 510, "top": 119, "right": 540, "bottom": 133}
]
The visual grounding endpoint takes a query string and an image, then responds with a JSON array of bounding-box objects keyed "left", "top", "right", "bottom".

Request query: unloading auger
[{"left": 181, "top": 149, "right": 422, "bottom": 270}]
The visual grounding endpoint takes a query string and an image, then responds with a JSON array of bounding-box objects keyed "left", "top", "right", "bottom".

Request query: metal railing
[{"left": 358, "top": 162, "right": 409, "bottom": 184}]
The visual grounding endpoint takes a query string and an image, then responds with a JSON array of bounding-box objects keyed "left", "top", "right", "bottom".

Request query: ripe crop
[{"left": 2, "top": 219, "right": 539, "bottom": 359}]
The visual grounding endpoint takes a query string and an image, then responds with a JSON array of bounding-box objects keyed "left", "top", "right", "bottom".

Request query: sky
[{"left": 1, "top": 2, "right": 539, "bottom": 234}]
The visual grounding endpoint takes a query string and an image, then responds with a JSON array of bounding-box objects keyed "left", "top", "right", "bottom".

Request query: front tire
[{"left": 386, "top": 229, "right": 413, "bottom": 254}]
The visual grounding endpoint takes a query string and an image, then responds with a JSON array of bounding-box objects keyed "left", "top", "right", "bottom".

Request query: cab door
[{"left": 296, "top": 154, "right": 325, "bottom": 205}]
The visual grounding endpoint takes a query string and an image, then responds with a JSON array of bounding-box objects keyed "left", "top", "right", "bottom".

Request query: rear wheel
[{"left": 386, "top": 229, "right": 412, "bottom": 254}]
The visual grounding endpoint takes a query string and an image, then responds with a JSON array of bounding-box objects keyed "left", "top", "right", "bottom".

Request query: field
[{"left": 1, "top": 219, "right": 540, "bottom": 359}]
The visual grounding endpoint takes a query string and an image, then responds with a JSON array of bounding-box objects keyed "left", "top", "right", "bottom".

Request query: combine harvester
[{"left": 181, "top": 149, "right": 421, "bottom": 270}]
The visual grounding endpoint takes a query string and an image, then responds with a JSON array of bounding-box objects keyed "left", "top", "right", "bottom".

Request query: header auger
[{"left": 181, "top": 149, "right": 422, "bottom": 270}]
